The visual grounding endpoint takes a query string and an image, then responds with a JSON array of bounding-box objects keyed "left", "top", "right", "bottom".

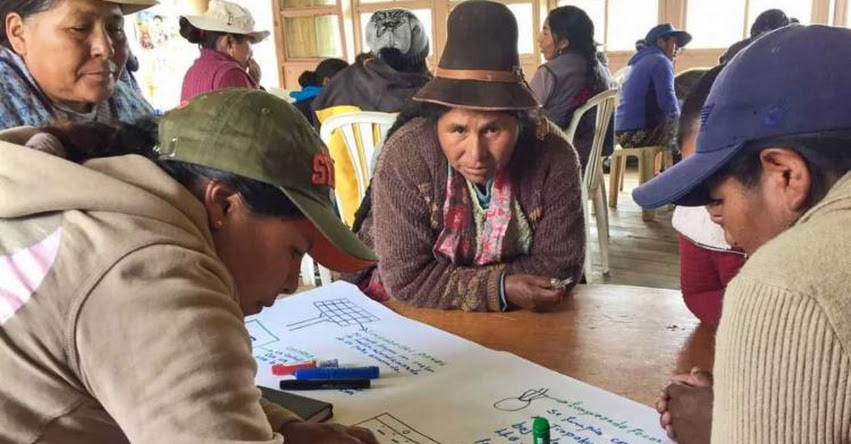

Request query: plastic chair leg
[
  {"left": 318, "top": 265, "right": 334, "bottom": 286},
  {"left": 638, "top": 149, "right": 657, "bottom": 221},
  {"left": 597, "top": 171, "right": 609, "bottom": 238},
  {"left": 608, "top": 155, "right": 623, "bottom": 208},
  {"left": 593, "top": 180, "right": 610, "bottom": 274},
  {"left": 300, "top": 256, "right": 317, "bottom": 287}
]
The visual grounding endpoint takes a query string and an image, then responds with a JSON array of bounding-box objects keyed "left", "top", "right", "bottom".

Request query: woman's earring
[{"left": 215, "top": 220, "right": 224, "bottom": 228}]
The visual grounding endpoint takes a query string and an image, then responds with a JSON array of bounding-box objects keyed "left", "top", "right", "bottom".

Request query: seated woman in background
[
  {"left": 530, "top": 5, "right": 614, "bottom": 169},
  {"left": 672, "top": 65, "right": 746, "bottom": 327},
  {"left": 0, "top": 89, "right": 377, "bottom": 443},
  {"left": 290, "top": 58, "right": 348, "bottom": 128},
  {"left": 345, "top": 0, "right": 585, "bottom": 312},
  {"left": 615, "top": 23, "right": 691, "bottom": 149},
  {"left": 0, "top": 0, "right": 155, "bottom": 129},
  {"left": 179, "top": 0, "right": 269, "bottom": 101},
  {"left": 312, "top": 8, "right": 432, "bottom": 226}
]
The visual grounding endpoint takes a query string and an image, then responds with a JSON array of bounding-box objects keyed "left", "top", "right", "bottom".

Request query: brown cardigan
[{"left": 348, "top": 117, "right": 585, "bottom": 311}]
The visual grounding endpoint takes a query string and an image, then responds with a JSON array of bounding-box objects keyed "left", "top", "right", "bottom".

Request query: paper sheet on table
[{"left": 248, "top": 282, "right": 673, "bottom": 444}]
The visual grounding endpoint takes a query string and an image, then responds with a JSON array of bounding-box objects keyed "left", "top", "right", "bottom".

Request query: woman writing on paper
[
  {"left": 345, "top": 0, "right": 586, "bottom": 312},
  {"left": 0, "top": 89, "right": 377, "bottom": 443}
]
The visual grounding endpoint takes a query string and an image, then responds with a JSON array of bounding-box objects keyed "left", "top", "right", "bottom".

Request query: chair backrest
[
  {"left": 319, "top": 111, "right": 397, "bottom": 206},
  {"left": 612, "top": 66, "right": 632, "bottom": 89},
  {"left": 564, "top": 89, "right": 618, "bottom": 193}
]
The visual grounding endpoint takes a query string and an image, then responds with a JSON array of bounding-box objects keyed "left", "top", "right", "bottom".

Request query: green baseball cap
[{"left": 158, "top": 88, "right": 376, "bottom": 272}]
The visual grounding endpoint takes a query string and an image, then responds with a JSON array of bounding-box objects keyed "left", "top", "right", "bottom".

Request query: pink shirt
[{"left": 180, "top": 48, "right": 257, "bottom": 102}]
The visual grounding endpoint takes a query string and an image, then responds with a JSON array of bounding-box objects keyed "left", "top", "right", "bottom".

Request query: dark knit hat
[
  {"left": 413, "top": 0, "right": 539, "bottom": 111},
  {"left": 750, "top": 9, "right": 790, "bottom": 37},
  {"left": 365, "top": 9, "right": 430, "bottom": 67}
]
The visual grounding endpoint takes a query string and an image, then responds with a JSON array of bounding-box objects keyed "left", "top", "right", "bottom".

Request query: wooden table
[{"left": 385, "top": 284, "right": 715, "bottom": 408}]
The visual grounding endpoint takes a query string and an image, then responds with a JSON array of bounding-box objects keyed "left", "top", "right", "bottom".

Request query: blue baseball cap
[
  {"left": 645, "top": 23, "right": 692, "bottom": 48},
  {"left": 633, "top": 25, "right": 851, "bottom": 208}
]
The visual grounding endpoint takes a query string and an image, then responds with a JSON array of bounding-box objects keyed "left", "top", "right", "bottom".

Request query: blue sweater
[{"left": 615, "top": 46, "right": 679, "bottom": 132}]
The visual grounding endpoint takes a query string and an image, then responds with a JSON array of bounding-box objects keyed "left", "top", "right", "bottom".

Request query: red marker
[{"left": 272, "top": 360, "right": 316, "bottom": 376}]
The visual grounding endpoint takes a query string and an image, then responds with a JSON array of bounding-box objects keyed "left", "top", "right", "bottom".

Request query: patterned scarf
[{"left": 433, "top": 166, "right": 530, "bottom": 265}]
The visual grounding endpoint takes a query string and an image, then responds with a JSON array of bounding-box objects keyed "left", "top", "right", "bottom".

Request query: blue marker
[{"left": 295, "top": 366, "right": 380, "bottom": 380}]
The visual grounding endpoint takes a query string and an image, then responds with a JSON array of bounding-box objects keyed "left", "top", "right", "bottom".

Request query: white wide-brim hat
[{"left": 182, "top": 0, "right": 270, "bottom": 42}]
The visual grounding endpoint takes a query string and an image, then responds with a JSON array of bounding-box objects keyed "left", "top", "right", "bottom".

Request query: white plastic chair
[
  {"left": 564, "top": 89, "right": 618, "bottom": 281},
  {"left": 319, "top": 111, "right": 397, "bottom": 207},
  {"left": 612, "top": 66, "right": 632, "bottom": 89},
  {"left": 300, "top": 111, "right": 396, "bottom": 287}
]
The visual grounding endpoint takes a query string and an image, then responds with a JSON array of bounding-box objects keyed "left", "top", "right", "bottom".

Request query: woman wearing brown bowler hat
[{"left": 345, "top": 0, "right": 585, "bottom": 312}]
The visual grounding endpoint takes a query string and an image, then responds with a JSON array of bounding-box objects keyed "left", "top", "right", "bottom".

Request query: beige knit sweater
[
  {"left": 712, "top": 172, "right": 851, "bottom": 443},
  {"left": 0, "top": 142, "right": 298, "bottom": 443}
]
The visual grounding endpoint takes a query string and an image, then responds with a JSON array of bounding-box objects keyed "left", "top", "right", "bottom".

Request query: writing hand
[
  {"left": 279, "top": 421, "right": 378, "bottom": 444},
  {"left": 505, "top": 274, "right": 567, "bottom": 312}
]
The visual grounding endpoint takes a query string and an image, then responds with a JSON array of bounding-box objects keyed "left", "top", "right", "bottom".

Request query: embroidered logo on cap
[{"left": 312, "top": 153, "right": 335, "bottom": 188}]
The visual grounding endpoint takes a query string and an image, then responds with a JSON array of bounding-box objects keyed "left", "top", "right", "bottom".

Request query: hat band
[{"left": 435, "top": 68, "right": 523, "bottom": 83}]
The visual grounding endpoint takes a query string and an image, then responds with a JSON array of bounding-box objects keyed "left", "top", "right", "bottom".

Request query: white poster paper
[{"left": 248, "top": 282, "right": 673, "bottom": 444}]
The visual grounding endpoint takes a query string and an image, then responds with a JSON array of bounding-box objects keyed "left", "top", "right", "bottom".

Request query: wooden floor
[{"left": 586, "top": 167, "right": 680, "bottom": 289}]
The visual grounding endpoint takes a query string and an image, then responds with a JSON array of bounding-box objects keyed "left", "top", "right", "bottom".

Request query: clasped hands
[{"left": 656, "top": 367, "right": 714, "bottom": 444}]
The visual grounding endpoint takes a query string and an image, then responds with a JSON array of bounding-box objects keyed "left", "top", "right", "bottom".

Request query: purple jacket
[
  {"left": 615, "top": 46, "right": 679, "bottom": 132},
  {"left": 180, "top": 49, "right": 256, "bottom": 102}
]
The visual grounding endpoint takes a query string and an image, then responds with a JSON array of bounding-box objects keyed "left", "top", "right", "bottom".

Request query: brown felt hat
[{"left": 413, "top": 0, "right": 540, "bottom": 111}]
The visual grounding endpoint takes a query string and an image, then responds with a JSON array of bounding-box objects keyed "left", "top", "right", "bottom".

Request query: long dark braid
[{"left": 547, "top": 6, "right": 601, "bottom": 90}]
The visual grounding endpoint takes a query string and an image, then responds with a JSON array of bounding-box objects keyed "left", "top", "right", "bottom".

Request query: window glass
[
  {"left": 686, "top": 0, "right": 746, "bottom": 48},
  {"left": 554, "top": 0, "right": 606, "bottom": 46},
  {"left": 607, "top": 0, "right": 658, "bottom": 51},
  {"left": 507, "top": 3, "right": 535, "bottom": 54},
  {"left": 285, "top": 15, "right": 343, "bottom": 58}
]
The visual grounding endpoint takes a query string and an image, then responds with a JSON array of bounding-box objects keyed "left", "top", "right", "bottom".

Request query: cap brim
[
  {"left": 413, "top": 78, "right": 540, "bottom": 111},
  {"left": 632, "top": 142, "right": 744, "bottom": 209},
  {"left": 115, "top": 0, "right": 158, "bottom": 14},
  {"left": 283, "top": 188, "right": 376, "bottom": 273},
  {"left": 183, "top": 15, "right": 270, "bottom": 42},
  {"left": 666, "top": 31, "right": 692, "bottom": 47}
]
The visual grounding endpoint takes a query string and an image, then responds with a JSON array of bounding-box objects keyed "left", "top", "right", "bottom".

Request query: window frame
[
  {"left": 550, "top": 0, "right": 663, "bottom": 53},
  {"left": 272, "top": 0, "right": 845, "bottom": 89}
]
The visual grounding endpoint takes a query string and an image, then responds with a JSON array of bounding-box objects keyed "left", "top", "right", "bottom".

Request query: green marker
[{"left": 532, "top": 417, "right": 551, "bottom": 444}]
